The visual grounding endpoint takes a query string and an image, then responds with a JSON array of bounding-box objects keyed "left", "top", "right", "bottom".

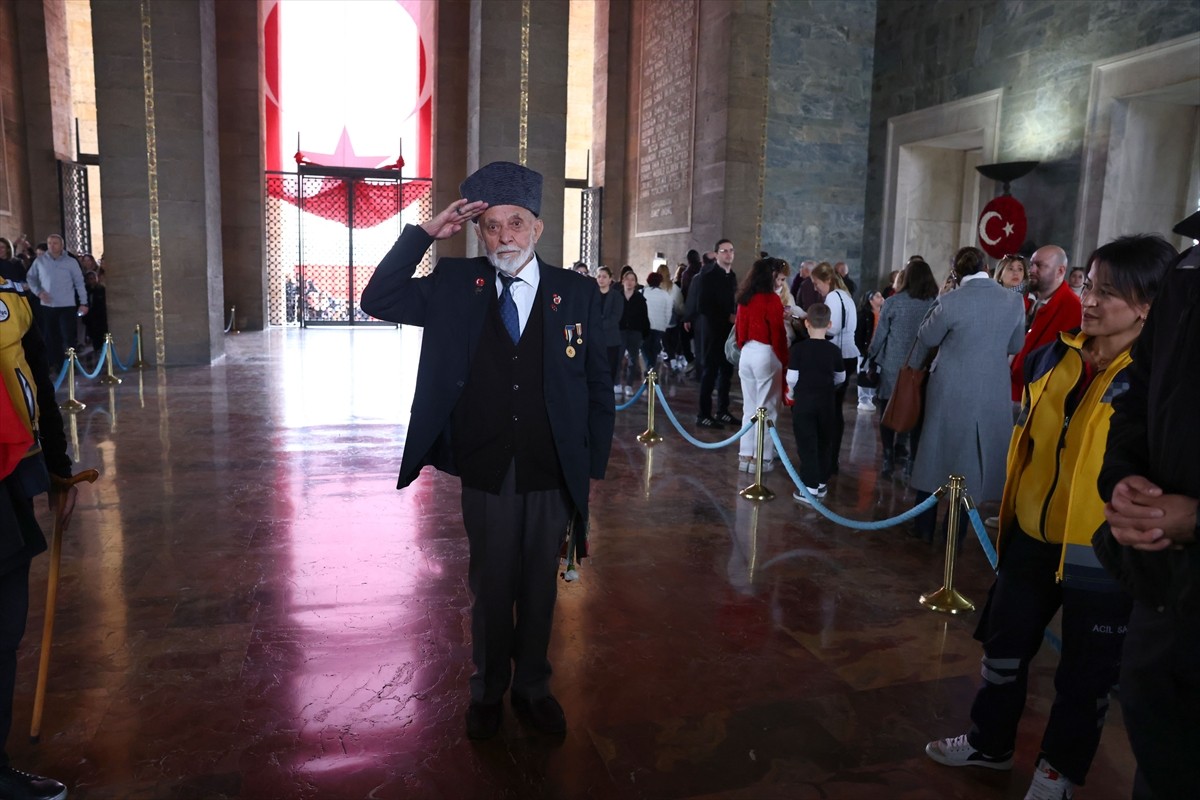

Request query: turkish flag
[{"left": 977, "top": 196, "right": 1027, "bottom": 259}]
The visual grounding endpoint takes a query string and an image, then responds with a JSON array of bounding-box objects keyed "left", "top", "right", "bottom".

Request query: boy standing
[{"left": 785, "top": 303, "right": 846, "bottom": 503}]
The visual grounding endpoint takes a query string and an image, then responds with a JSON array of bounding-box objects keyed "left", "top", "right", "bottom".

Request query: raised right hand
[{"left": 422, "top": 200, "right": 489, "bottom": 240}]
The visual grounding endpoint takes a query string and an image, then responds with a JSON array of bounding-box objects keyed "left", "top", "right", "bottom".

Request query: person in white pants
[{"left": 734, "top": 258, "right": 790, "bottom": 471}]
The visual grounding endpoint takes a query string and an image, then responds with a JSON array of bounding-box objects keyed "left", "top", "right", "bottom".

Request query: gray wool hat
[{"left": 459, "top": 161, "right": 543, "bottom": 217}]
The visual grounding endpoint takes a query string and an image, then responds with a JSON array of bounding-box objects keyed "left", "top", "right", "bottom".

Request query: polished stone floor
[{"left": 9, "top": 327, "right": 1135, "bottom": 799}]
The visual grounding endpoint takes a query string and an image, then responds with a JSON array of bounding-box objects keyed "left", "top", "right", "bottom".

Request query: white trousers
[{"left": 737, "top": 341, "right": 781, "bottom": 459}]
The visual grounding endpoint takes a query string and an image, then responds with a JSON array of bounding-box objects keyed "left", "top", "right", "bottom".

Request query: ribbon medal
[
  {"left": 563, "top": 325, "right": 576, "bottom": 358},
  {"left": 574, "top": 323, "right": 582, "bottom": 344}
]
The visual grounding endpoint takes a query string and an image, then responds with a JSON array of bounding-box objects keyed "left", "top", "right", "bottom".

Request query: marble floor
[{"left": 9, "top": 327, "right": 1135, "bottom": 799}]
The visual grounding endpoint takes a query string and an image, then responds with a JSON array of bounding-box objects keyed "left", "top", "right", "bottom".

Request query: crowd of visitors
[
  {"left": 0, "top": 233, "right": 109, "bottom": 372},
  {"left": 574, "top": 222, "right": 1194, "bottom": 799}
]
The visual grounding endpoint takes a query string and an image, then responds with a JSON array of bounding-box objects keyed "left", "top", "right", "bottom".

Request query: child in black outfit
[{"left": 785, "top": 303, "right": 846, "bottom": 503}]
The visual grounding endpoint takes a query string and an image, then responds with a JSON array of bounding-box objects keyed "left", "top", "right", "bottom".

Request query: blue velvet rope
[
  {"left": 768, "top": 426, "right": 941, "bottom": 529},
  {"left": 53, "top": 359, "right": 69, "bottom": 391},
  {"left": 111, "top": 332, "right": 137, "bottom": 371},
  {"left": 653, "top": 384, "right": 755, "bottom": 449},
  {"left": 75, "top": 343, "right": 107, "bottom": 380},
  {"left": 615, "top": 379, "right": 646, "bottom": 410}
]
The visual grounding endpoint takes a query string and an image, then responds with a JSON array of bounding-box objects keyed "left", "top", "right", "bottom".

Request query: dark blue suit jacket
[{"left": 360, "top": 224, "right": 615, "bottom": 524}]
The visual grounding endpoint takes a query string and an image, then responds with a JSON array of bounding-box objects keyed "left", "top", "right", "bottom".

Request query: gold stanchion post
[
  {"left": 58, "top": 349, "right": 85, "bottom": 413},
  {"left": 131, "top": 323, "right": 147, "bottom": 368},
  {"left": 739, "top": 409, "right": 775, "bottom": 501},
  {"left": 636, "top": 370, "right": 663, "bottom": 445},
  {"left": 920, "top": 475, "right": 975, "bottom": 614},
  {"left": 98, "top": 334, "right": 122, "bottom": 385},
  {"left": 230, "top": 305, "right": 239, "bottom": 334}
]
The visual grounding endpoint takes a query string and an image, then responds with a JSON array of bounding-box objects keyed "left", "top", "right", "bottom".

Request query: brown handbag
[{"left": 881, "top": 339, "right": 929, "bottom": 433}]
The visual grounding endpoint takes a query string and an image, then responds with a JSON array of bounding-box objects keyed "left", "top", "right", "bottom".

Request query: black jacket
[
  {"left": 359, "top": 225, "right": 615, "bottom": 532},
  {"left": 1094, "top": 245, "right": 1200, "bottom": 614}
]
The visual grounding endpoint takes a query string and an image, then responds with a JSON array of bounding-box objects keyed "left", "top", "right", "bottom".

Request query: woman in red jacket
[{"left": 734, "top": 257, "right": 789, "bottom": 472}]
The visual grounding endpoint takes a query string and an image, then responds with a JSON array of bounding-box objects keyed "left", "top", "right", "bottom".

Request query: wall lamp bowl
[{"left": 975, "top": 161, "right": 1039, "bottom": 195}]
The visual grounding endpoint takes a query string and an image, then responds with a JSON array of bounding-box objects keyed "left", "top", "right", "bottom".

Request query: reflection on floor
[{"left": 11, "top": 328, "right": 1134, "bottom": 799}]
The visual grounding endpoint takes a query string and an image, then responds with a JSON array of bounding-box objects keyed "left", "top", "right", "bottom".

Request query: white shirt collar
[{"left": 959, "top": 271, "right": 990, "bottom": 285}]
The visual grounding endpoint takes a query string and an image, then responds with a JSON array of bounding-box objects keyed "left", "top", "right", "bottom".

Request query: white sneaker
[
  {"left": 1024, "top": 759, "right": 1076, "bottom": 800},
  {"left": 738, "top": 458, "right": 754, "bottom": 473},
  {"left": 924, "top": 734, "right": 1013, "bottom": 770},
  {"left": 857, "top": 402, "right": 875, "bottom": 412},
  {"left": 623, "top": 385, "right": 633, "bottom": 396},
  {"left": 816, "top": 483, "right": 827, "bottom": 498},
  {"left": 792, "top": 487, "right": 820, "bottom": 505},
  {"left": 613, "top": 384, "right": 622, "bottom": 396},
  {"left": 985, "top": 515, "right": 1000, "bottom": 529}
]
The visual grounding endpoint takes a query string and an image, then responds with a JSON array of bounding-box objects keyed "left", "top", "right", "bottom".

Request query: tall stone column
[
  {"left": 92, "top": 0, "right": 224, "bottom": 365},
  {"left": 467, "top": 0, "right": 569, "bottom": 265},
  {"left": 215, "top": 0, "right": 264, "bottom": 331}
]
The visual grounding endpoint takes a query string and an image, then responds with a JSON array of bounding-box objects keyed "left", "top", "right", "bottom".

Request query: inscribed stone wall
[
  {"left": 634, "top": 0, "right": 696, "bottom": 238},
  {"left": 760, "top": 0, "right": 876, "bottom": 281},
  {"left": 862, "top": 0, "right": 1200, "bottom": 280}
]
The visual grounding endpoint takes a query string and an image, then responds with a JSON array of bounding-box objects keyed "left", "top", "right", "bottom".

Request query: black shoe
[
  {"left": 0, "top": 766, "right": 67, "bottom": 800},
  {"left": 465, "top": 701, "right": 503, "bottom": 740},
  {"left": 696, "top": 416, "right": 723, "bottom": 429},
  {"left": 512, "top": 693, "right": 567, "bottom": 735},
  {"left": 714, "top": 412, "right": 737, "bottom": 425}
]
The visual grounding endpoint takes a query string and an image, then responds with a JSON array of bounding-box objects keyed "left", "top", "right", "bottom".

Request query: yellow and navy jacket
[
  {"left": 997, "top": 329, "right": 1132, "bottom": 586},
  {"left": 0, "top": 279, "right": 40, "bottom": 474}
]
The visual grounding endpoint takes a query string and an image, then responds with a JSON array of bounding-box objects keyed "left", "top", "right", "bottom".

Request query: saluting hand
[{"left": 422, "top": 200, "right": 489, "bottom": 240}]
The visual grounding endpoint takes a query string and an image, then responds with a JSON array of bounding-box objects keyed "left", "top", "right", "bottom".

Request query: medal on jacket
[
  {"left": 563, "top": 325, "right": 576, "bottom": 358},
  {"left": 574, "top": 323, "right": 582, "bottom": 344}
]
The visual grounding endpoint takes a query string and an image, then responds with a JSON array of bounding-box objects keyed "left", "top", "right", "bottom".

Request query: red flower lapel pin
[
  {"left": 474, "top": 277, "right": 485, "bottom": 294},
  {"left": 551, "top": 293, "right": 561, "bottom": 311}
]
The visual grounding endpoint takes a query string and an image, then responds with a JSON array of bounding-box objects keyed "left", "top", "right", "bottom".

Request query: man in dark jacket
[
  {"left": 1093, "top": 216, "right": 1200, "bottom": 800},
  {"left": 360, "top": 162, "right": 615, "bottom": 741},
  {"left": 695, "top": 239, "right": 737, "bottom": 428}
]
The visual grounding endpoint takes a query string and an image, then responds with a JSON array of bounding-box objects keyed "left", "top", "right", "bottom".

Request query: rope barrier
[
  {"left": 653, "top": 384, "right": 754, "bottom": 449},
  {"left": 768, "top": 426, "right": 942, "bottom": 529},
  {"left": 615, "top": 380, "right": 646, "bottom": 410},
  {"left": 966, "top": 507, "right": 999, "bottom": 570},
  {"left": 74, "top": 343, "right": 107, "bottom": 380},
  {"left": 111, "top": 331, "right": 138, "bottom": 372},
  {"left": 52, "top": 360, "right": 69, "bottom": 391}
]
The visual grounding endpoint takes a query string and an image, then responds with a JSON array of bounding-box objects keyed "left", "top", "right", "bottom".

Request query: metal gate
[
  {"left": 580, "top": 186, "right": 602, "bottom": 270},
  {"left": 57, "top": 160, "right": 92, "bottom": 256},
  {"left": 264, "top": 167, "right": 433, "bottom": 326}
]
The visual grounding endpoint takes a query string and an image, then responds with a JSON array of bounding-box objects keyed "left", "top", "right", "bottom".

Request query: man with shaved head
[{"left": 1009, "top": 244, "right": 1081, "bottom": 403}]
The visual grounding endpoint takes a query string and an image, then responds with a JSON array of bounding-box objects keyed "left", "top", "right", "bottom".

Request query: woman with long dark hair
[
  {"left": 867, "top": 259, "right": 939, "bottom": 478},
  {"left": 926, "top": 235, "right": 1177, "bottom": 799},
  {"left": 733, "top": 257, "right": 789, "bottom": 471},
  {"left": 617, "top": 270, "right": 650, "bottom": 396},
  {"left": 595, "top": 267, "right": 623, "bottom": 394}
]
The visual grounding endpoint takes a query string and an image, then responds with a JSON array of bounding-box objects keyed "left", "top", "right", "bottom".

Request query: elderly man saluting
[{"left": 360, "top": 162, "right": 615, "bottom": 740}]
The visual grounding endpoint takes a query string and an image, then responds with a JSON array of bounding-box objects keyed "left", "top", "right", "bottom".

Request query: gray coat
[
  {"left": 909, "top": 278, "right": 1025, "bottom": 502},
  {"left": 867, "top": 291, "right": 935, "bottom": 400}
]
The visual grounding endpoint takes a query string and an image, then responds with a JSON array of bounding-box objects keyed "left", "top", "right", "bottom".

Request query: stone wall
[
  {"left": 0, "top": 0, "right": 32, "bottom": 239},
  {"left": 862, "top": 0, "right": 1200, "bottom": 282},
  {"left": 760, "top": 0, "right": 876, "bottom": 284},
  {"left": 621, "top": 0, "right": 768, "bottom": 276}
]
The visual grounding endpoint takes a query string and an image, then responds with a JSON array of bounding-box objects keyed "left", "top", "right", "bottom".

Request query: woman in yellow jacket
[{"left": 925, "top": 235, "right": 1178, "bottom": 800}]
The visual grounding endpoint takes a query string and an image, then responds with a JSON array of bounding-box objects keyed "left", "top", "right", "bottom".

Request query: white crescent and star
[{"left": 979, "top": 210, "right": 1003, "bottom": 245}]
